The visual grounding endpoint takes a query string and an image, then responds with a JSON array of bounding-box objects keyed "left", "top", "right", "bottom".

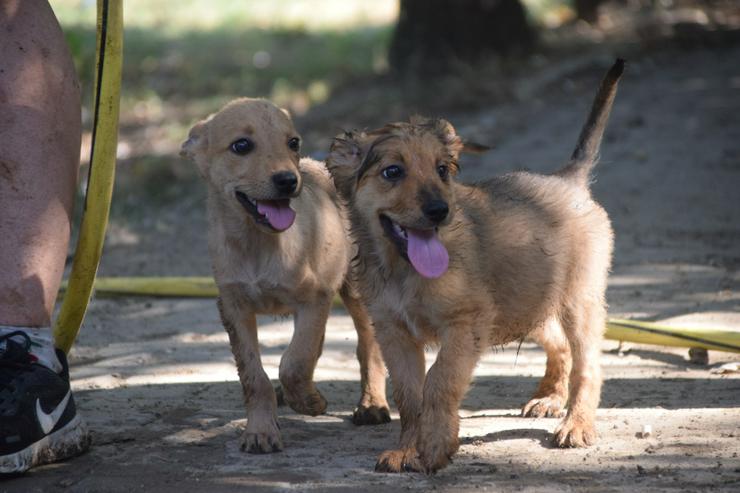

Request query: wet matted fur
[
  {"left": 326, "top": 60, "right": 624, "bottom": 473},
  {"left": 181, "top": 98, "right": 390, "bottom": 453}
]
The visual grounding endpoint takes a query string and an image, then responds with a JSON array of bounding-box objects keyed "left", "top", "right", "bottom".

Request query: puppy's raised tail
[{"left": 557, "top": 58, "right": 624, "bottom": 188}]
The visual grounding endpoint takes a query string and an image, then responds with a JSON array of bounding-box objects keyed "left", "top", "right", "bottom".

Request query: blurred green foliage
[
  {"left": 52, "top": 0, "right": 573, "bottom": 116},
  {"left": 53, "top": 0, "right": 395, "bottom": 117}
]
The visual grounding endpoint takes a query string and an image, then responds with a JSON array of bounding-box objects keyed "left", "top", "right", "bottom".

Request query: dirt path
[
  {"left": 5, "top": 299, "right": 740, "bottom": 493},
  {"left": 4, "top": 41, "right": 739, "bottom": 492}
]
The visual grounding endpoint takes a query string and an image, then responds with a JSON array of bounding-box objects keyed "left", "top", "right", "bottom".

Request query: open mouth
[
  {"left": 235, "top": 191, "right": 296, "bottom": 232},
  {"left": 380, "top": 214, "right": 409, "bottom": 259},
  {"left": 379, "top": 214, "right": 449, "bottom": 279}
]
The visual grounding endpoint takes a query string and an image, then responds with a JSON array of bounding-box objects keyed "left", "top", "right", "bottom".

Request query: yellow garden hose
[
  {"left": 58, "top": 276, "right": 740, "bottom": 353},
  {"left": 53, "top": 0, "right": 123, "bottom": 353},
  {"left": 70, "top": 276, "right": 219, "bottom": 298},
  {"left": 605, "top": 319, "right": 740, "bottom": 354}
]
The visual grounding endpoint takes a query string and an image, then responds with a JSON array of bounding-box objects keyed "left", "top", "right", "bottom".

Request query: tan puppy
[
  {"left": 181, "top": 98, "right": 390, "bottom": 453},
  {"left": 326, "top": 60, "right": 624, "bottom": 473}
]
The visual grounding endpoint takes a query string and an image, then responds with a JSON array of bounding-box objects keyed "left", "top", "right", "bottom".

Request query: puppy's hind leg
[
  {"left": 218, "top": 291, "right": 282, "bottom": 453},
  {"left": 553, "top": 302, "right": 605, "bottom": 448},
  {"left": 522, "top": 318, "right": 571, "bottom": 418},
  {"left": 279, "top": 298, "right": 331, "bottom": 416},
  {"left": 340, "top": 283, "right": 390, "bottom": 425}
]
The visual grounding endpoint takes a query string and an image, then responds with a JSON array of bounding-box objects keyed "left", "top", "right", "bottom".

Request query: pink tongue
[
  {"left": 257, "top": 200, "right": 296, "bottom": 231},
  {"left": 406, "top": 228, "right": 449, "bottom": 279}
]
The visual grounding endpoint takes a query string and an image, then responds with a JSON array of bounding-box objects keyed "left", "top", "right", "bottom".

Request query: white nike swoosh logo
[{"left": 36, "top": 390, "right": 71, "bottom": 434}]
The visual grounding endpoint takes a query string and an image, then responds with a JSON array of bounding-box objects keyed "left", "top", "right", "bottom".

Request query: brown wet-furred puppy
[
  {"left": 326, "top": 60, "right": 624, "bottom": 473},
  {"left": 181, "top": 98, "right": 390, "bottom": 454}
]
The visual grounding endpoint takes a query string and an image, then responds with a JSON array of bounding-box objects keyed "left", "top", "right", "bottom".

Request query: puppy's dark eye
[
  {"left": 230, "top": 138, "right": 254, "bottom": 155},
  {"left": 437, "top": 164, "right": 449, "bottom": 180},
  {"left": 288, "top": 137, "right": 301, "bottom": 152},
  {"left": 381, "top": 165, "right": 405, "bottom": 181}
]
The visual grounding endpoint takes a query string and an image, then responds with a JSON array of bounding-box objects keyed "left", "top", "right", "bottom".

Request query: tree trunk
[
  {"left": 389, "top": 0, "right": 535, "bottom": 75},
  {"left": 574, "top": 0, "right": 605, "bottom": 24}
]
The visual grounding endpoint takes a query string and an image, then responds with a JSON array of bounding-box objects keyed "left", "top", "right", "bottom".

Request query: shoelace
[{"left": 0, "top": 331, "right": 34, "bottom": 392}]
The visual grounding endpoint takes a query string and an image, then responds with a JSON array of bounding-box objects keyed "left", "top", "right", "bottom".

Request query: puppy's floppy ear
[
  {"left": 327, "top": 130, "right": 368, "bottom": 198},
  {"left": 461, "top": 140, "right": 491, "bottom": 154},
  {"left": 180, "top": 119, "right": 211, "bottom": 177},
  {"left": 180, "top": 120, "right": 208, "bottom": 160}
]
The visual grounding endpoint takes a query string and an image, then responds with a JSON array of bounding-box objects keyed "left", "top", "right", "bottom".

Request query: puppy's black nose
[
  {"left": 272, "top": 171, "right": 298, "bottom": 195},
  {"left": 422, "top": 199, "right": 449, "bottom": 224}
]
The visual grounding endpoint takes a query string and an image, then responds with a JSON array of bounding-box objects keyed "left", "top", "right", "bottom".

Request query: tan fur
[
  {"left": 182, "top": 98, "right": 389, "bottom": 453},
  {"left": 327, "top": 62, "right": 623, "bottom": 473}
]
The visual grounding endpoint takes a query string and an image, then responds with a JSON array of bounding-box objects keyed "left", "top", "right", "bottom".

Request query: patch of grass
[
  {"left": 54, "top": 0, "right": 395, "bottom": 118},
  {"left": 52, "top": 0, "right": 397, "bottom": 32},
  {"left": 63, "top": 23, "right": 392, "bottom": 115}
]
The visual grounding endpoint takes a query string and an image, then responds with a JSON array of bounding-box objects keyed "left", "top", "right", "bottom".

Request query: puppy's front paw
[
  {"left": 416, "top": 410, "right": 460, "bottom": 474},
  {"left": 417, "top": 433, "right": 457, "bottom": 474},
  {"left": 552, "top": 415, "right": 596, "bottom": 448},
  {"left": 284, "top": 387, "right": 328, "bottom": 416},
  {"left": 374, "top": 448, "right": 423, "bottom": 473},
  {"left": 241, "top": 419, "right": 283, "bottom": 454},
  {"left": 352, "top": 404, "right": 391, "bottom": 425},
  {"left": 522, "top": 395, "right": 566, "bottom": 418}
]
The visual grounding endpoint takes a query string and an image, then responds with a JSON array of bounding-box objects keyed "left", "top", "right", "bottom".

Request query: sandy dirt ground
[{"left": 4, "top": 40, "right": 740, "bottom": 492}]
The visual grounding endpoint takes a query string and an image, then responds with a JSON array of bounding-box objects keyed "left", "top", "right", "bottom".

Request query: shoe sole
[{"left": 0, "top": 413, "right": 91, "bottom": 474}]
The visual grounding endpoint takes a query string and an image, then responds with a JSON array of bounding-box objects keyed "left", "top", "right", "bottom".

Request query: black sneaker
[{"left": 0, "top": 331, "right": 90, "bottom": 473}]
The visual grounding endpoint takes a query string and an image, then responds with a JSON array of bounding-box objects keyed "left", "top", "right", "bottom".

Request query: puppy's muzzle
[
  {"left": 422, "top": 199, "right": 449, "bottom": 224},
  {"left": 272, "top": 171, "right": 299, "bottom": 197}
]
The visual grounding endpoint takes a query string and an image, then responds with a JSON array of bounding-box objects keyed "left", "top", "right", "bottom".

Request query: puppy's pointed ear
[
  {"left": 180, "top": 119, "right": 210, "bottom": 173},
  {"left": 327, "top": 130, "right": 368, "bottom": 198}
]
